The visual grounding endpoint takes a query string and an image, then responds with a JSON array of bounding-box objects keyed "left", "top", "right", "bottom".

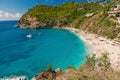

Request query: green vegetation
[
  {"left": 36, "top": 52, "right": 120, "bottom": 80},
  {"left": 56, "top": 52, "right": 120, "bottom": 80},
  {"left": 47, "top": 64, "right": 53, "bottom": 70},
  {"left": 67, "top": 66, "right": 76, "bottom": 70},
  {"left": 116, "top": 13, "right": 120, "bottom": 17},
  {"left": 19, "top": 1, "right": 120, "bottom": 39}
]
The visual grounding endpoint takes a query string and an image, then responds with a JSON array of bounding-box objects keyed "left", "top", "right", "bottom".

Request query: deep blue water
[{"left": 0, "top": 21, "right": 87, "bottom": 79}]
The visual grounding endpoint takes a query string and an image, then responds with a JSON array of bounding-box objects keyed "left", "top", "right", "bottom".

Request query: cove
[{"left": 0, "top": 21, "right": 87, "bottom": 78}]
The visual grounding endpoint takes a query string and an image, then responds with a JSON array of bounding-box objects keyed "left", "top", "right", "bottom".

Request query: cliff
[{"left": 18, "top": 2, "right": 120, "bottom": 39}]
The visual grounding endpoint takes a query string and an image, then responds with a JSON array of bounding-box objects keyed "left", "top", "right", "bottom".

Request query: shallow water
[{"left": 0, "top": 21, "right": 87, "bottom": 78}]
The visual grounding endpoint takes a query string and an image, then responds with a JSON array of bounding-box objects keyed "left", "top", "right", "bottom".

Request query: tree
[
  {"left": 98, "top": 52, "right": 111, "bottom": 70},
  {"left": 85, "top": 54, "right": 96, "bottom": 69},
  {"left": 47, "top": 64, "right": 53, "bottom": 70},
  {"left": 116, "top": 13, "right": 120, "bottom": 17}
]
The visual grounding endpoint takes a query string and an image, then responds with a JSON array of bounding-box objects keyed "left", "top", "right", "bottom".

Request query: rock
[
  {"left": 35, "top": 70, "right": 57, "bottom": 80},
  {"left": 55, "top": 68, "right": 61, "bottom": 73}
]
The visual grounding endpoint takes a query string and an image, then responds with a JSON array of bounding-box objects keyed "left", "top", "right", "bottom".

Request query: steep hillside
[{"left": 18, "top": 2, "right": 120, "bottom": 40}]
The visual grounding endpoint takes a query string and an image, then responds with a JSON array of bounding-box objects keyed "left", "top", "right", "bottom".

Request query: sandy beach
[{"left": 64, "top": 27, "right": 120, "bottom": 70}]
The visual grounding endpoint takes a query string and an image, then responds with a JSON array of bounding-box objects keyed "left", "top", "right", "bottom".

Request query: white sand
[{"left": 64, "top": 27, "right": 120, "bottom": 70}]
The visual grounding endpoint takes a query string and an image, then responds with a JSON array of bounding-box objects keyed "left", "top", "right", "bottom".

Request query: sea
[{"left": 0, "top": 21, "right": 87, "bottom": 79}]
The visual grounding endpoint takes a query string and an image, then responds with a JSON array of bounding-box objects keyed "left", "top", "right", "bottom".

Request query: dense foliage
[{"left": 19, "top": 2, "right": 120, "bottom": 39}]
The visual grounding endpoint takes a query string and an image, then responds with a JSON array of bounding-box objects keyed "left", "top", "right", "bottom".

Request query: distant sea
[{"left": 0, "top": 21, "right": 87, "bottom": 79}]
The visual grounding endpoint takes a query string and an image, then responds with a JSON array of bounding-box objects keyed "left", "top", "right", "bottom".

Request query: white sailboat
[{"left": 26, "top": 34, "right": 32, "bottom": 38}]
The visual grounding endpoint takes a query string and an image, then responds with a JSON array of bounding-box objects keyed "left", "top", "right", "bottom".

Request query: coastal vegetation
[
  {"left": 15, "top": 1, "right": 120, "bottom": 80},
  {"left": 35, "top": 52, "right": 120, "bottom": 80},
  {"left": 19, "top": 1, "right": 120, "bottom": 40}
]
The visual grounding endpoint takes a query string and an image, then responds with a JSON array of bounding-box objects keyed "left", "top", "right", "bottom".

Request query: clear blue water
[{"left": 0, "top": 21, "right": 87, "bottom": 78}]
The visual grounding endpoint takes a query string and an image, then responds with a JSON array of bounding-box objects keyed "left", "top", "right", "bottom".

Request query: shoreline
[
  {"left": 0, "top": 27, "right": 119, "bottom": 79},
  {"left": 64, "top": 27, "right": 120, "bottom": 70}
]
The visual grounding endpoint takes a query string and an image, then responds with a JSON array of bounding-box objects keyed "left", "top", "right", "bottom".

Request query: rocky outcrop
[
  {"left": 35, "top": 70, "right": 57, "bottom": 80},
  {"left": 18, "top": 16, "right": 67, "bottom": 29},
  {"left": 18, "top": 16, "right": 54, "bottom": 29},
  {"left": 34, "top": 68, "right": 62, "bottom": 80}
]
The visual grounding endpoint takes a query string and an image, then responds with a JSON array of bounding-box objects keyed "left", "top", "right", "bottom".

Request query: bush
[{"left": 67, "top": 66, "right": 76, "bottom": 70}]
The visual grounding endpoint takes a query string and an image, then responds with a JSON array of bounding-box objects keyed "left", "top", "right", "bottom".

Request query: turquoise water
[{"left": 0, "top": 21, "right": 87, "bottom": 78}]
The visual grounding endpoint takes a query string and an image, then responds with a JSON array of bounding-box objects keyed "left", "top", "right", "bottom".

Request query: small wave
[{"left": 0, "top": 75, "right": 28, "bottom": 80}]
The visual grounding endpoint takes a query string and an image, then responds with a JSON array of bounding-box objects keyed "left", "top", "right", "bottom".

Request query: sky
[{"left": 0, "top": 0, "right": 86, "bottom": 21}]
